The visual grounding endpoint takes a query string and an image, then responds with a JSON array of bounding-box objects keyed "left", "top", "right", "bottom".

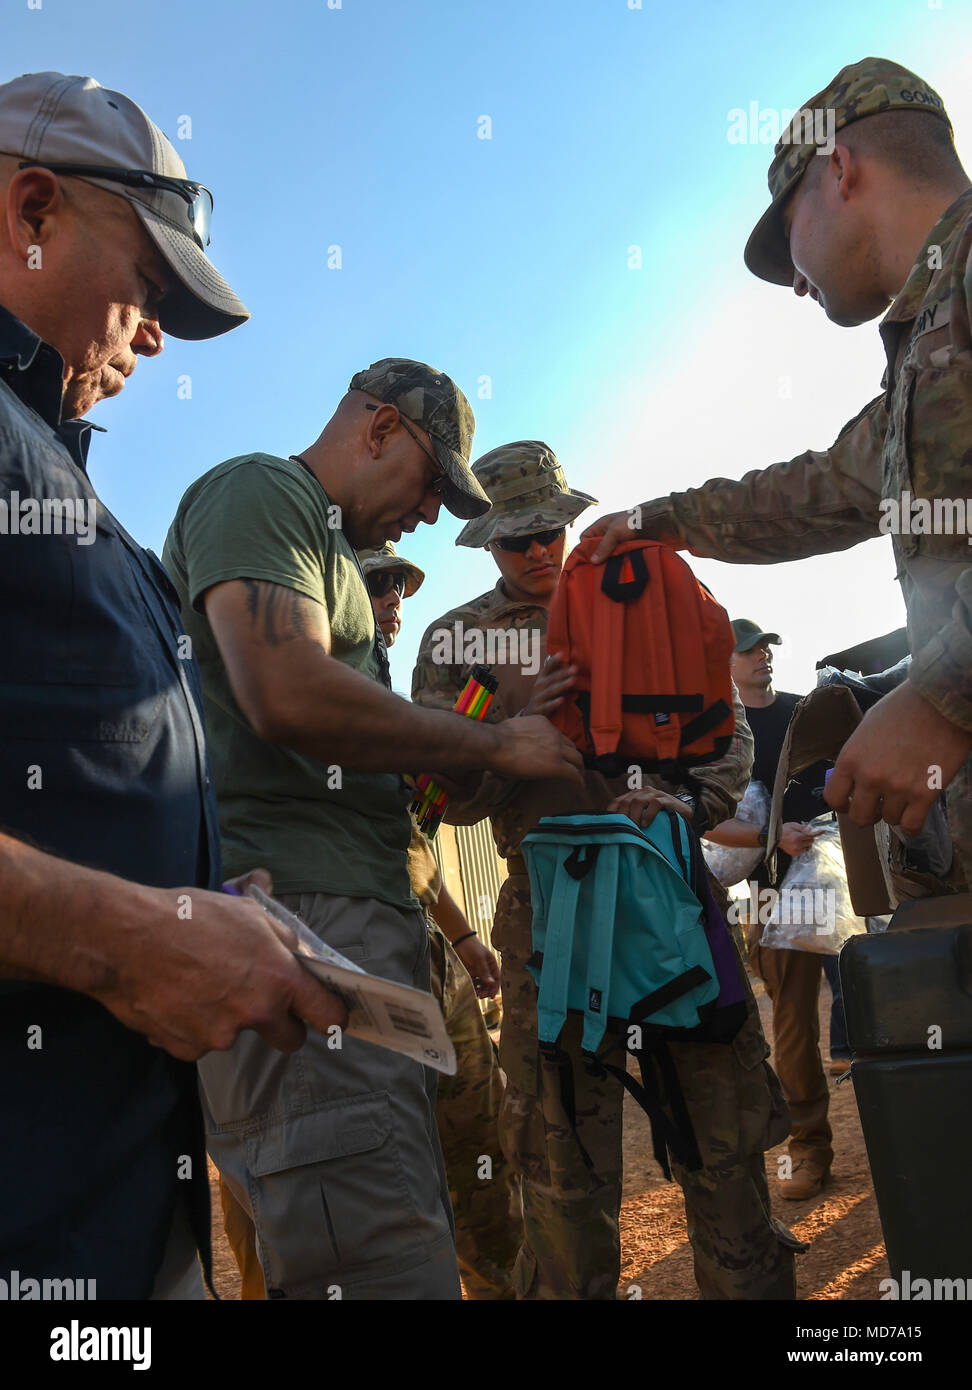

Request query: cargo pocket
[
  {"left": 245, "top": 1093, "right": 420, "bottom": 1297},
  {"left": 729, "top": 1003, "right": 790, "bottom": 1158},
  {"left": 497, "top": 950, "right": 542, "bottom": 1099}
]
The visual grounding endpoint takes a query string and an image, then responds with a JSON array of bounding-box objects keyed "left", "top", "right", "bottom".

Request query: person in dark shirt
[
  {"left": 0, "top": 72, "right": 345, "bottom": 1300},
  {"left": 747, "top": 690, "right": 831, "bottom": 886},
  {"left": 705, "top": 620, "right": 848, "bottom": 1202}
]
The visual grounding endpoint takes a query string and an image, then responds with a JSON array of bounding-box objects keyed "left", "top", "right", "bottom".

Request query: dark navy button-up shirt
[{"left": 0, "top": 301, "right": 221, "bottom": 1297}]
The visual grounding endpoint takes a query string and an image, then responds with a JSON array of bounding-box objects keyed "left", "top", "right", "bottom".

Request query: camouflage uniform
[
  {"left": 640, "top": 60, "right": 972, "bottom": 885},
  {"left": 412, "top": 441, "right": 803, "bottom": 1299},
  {"left": 406, "top": 822, "right": 519, "bottom": 1300}
]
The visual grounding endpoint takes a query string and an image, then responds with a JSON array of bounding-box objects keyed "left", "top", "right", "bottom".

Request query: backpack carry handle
[
  {"left": 601, "top": 550, "right": 650, "bottom": 603},
  {"left": 564, "top": 844, "right": 600, "bottom": 880}
]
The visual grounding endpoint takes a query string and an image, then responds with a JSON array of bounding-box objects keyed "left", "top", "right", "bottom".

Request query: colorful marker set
[{"left": 411, "top": 664, "right": 498, "bottom": 838}]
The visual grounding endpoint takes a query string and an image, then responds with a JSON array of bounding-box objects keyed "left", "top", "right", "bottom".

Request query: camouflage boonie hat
[
  {"left": 356, "top": 540, "right": 425, "bottom": 598},
  {"left": 348, "top": 358, "right": 489, "bottom": 521},
  {"left": 455, "top": 440, "right": 597, "bottom": 548},
  {"left": 745, "top": 57, "right": 953, "bottom": 286}
]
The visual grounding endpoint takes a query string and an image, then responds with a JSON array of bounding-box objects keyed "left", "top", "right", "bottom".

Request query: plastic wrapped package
[
  {"left": 759, "top": 816, "right": 865, "bottom": 954},
  {"left": 702, "top": 779, "right": 771, "bottom": 887}
]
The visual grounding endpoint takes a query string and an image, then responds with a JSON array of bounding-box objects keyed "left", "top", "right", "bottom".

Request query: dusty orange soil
[
  {"left": 208, "top": 974, "right": 885, "bottom": 1301},
  {"left": 617, "top": 981, "right": 886, "bottom": 1300}
]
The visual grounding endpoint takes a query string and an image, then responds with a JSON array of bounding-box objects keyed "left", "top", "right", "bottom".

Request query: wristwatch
[{"left": 757, "top": 824, "right": 770, "bottom": 848}]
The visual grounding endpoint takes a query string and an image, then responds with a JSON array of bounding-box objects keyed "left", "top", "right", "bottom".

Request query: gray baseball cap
[
  {"left": 732, "top": 619, "right": 782, "bottom": 653},
  {"left": 0, "top": 72, "right": 249, "bottom": 339}
]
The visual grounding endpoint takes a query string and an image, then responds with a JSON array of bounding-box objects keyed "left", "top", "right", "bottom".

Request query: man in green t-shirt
[{"left": 163, "top": 357, "right": 582, "bottom": 1301}]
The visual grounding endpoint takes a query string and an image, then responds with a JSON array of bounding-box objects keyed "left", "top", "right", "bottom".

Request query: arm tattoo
[{"left": 241, "top": 580, "right": 308, "bottom": 646}]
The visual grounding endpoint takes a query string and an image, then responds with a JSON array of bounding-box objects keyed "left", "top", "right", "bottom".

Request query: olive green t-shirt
[{"left": 162, "top": 453, "right": 414, "bottom": 908}]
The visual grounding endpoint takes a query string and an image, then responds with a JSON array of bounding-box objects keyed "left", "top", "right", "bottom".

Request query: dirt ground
[
  {"left": 207, "top": 973, "right": 886, "bottom": 1301},
  {"left": 617, "top": 979, "right": 887, "bottom": 1300}
]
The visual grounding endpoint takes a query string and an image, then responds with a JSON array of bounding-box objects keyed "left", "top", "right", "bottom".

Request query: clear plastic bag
[
  {"left": 759, "top": 816, "right": 865, "bottom": 954},
  {"left": 702, "top": 780, "right": 771, "bottom": 887}
]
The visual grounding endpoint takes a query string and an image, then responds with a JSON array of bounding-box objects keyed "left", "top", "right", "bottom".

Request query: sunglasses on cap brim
[
  {"left": 493, "top": 528, "right": 565, "bottom": 553},
  {"left": 366, "top": 570, "right": 407, "bottom": 599},
  {"left": 17, "top": 161, "right": 213, "bottom": 248}
]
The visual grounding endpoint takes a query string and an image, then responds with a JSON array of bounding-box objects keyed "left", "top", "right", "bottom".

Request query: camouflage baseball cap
[
  {"left": 348, "top": 358, "right": 488, "bottom": 521},
  {"left": 745, "top": 57, "right": 953, "bottom": 286},
  {"left": 356, "top": 540, "right": 425, "bottom": 597},
  {"left": 455, "top": 440, "right": 597, "bottom": 548}
]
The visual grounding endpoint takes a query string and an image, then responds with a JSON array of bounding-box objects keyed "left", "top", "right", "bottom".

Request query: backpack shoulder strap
[
  {"left": 588, "top": 557, "right": 632, "bottom": 757},
  {"left": 579, "top": 841, "right": 621, "bottom": 1053},
  {"left": 533, "top": 841, "right": 591, "bottom": 1046}
]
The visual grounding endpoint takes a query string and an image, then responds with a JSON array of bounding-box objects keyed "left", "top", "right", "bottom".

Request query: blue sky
[{"left": 6, "top": 0, "right": 972, "bottom": 693}]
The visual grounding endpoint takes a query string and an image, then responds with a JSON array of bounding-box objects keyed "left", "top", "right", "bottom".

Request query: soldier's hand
[
  {"left": 584, "top": 505, "right": 680, "bottom": 563},
  {"left": 608, "top": 788, "right": 692, "bottom": 827},
  {"left": 825, "top": 681, "right": 972, "bottom": 837},
  {"left": 490, "top": 714, "right": 584, "bottom": 784},
  {"left": 90, "top": 884, "right": 349, "bottom": 1062},
  {"left": 583, "top": 507, "right": 644, "bottom": 562},
  {"left": 453, "top": 934, "right": 501, "bottom": 998},
  {"left": 522, "top": 652, "right": 577, "bottom": 716}
]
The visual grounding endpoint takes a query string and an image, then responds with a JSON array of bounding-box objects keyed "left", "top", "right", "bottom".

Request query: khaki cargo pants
[
  {"left": 198, "top": 893, "right": 461, "bottom": 1301},
  {"left": 494, "top": 872, "right": 804, "bottom": 1300},
  {"left": 745, "top": 920, "right": 834, "bottom": 1172}
]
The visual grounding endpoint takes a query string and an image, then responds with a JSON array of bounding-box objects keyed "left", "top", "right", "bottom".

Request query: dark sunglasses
[
  {"left": 18, "top": 160, "right": 214, "bottom": 248},
  {"left": 364, "top": 403, "right": 449, "bottom": 497},
  {"left": 494, "top": 527, "right": 565, "bottom": 553},
  {"left": 366, "top": 570, "right": 407, "bottom": 599}
]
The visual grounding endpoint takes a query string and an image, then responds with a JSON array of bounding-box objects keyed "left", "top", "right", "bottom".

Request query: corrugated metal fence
[{"left": 432, "top": 820, "right": 506, "bottom": 1024}]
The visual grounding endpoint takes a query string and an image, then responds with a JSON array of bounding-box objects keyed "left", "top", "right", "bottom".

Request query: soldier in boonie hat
[
  {"left": 455, "top": 440, "right": 597, "bottom": 548},
  {"left": 356, "top": 541, "right": 424, "bottom": 648},
  {"left": 745, "top": 56, "right": 954, "bottom": 286},
  {"left": 357, "top": 540, "right": 425, "bottom": 596},
  {"left": 349, "top": 358, "right": 489, "bottom": 522}
]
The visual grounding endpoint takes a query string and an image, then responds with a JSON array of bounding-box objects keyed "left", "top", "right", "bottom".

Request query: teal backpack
[{"left": 522, "top": 810, "right": 741, "bottom": 1178}]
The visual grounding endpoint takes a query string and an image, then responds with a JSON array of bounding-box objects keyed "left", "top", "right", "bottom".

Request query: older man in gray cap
[
  {"left": 588, "top": 57, "right": 972, "bottom": 889},
  {"left": 413, "top": 443, "right": 801, "bottom": 1300},
  {"left": 0, "top": 71, "right": 342, "bottom": 1301},
  {"left": 164, "top": 373, "right": 582, "bottom": 1300}
]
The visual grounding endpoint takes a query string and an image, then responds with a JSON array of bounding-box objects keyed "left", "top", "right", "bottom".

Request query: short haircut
[{"left": 837, "top": 109, "right": 965, "bottom": 187}]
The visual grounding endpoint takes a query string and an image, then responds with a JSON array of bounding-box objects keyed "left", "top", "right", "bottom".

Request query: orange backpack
[{"left": 547, "top": 536, "right": 736, "bottom": 775}]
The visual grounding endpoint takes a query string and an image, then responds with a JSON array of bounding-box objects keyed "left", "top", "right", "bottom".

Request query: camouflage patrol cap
[
  {"left": 455, "top": 440, "right": 597, "bottom": 548},
  {"left": 348, "top": 358, "right": 489, "bottom": 521},
  {"left": 745, "top": 57, "right": 953, "bottom": 286},
  {"left": 356, "top": 540, "right": 425, "bottom": 598}
]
